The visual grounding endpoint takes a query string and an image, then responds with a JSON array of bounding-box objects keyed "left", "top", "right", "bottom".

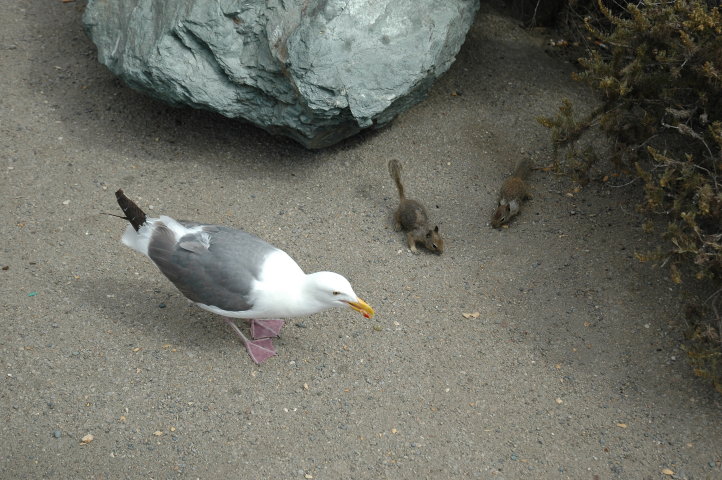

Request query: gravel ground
[{"left": 1, "top": 2, "right": 720, "bottom": 479}]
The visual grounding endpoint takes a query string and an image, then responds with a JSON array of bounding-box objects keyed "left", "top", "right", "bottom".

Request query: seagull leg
[
  {"left": 249, "top": 319, "right": 285, "bottom": 339},
  {"left": 223, "top": 318, "right": 276, "bottom": 364}
]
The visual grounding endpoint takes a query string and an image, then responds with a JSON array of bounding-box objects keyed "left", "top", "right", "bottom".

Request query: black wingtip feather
[{"left": 115, "top": 189, "right": 147, "bottom": 232}]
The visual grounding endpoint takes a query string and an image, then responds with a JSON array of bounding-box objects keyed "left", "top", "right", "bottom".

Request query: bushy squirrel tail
[
  {"left": 512, "top": 158, "right": 533, "bottom": 179},
  {"left": 388, "top": 159, "right": 405, "bottom": 200}
]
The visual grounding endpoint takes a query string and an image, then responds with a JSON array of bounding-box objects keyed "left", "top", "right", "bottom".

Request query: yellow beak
[{"left": 347, "top": 298, "right": 375, "bottom": 318}]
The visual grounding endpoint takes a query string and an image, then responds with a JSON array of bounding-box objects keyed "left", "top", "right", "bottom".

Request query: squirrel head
[
  {"left": 424, "top": 225, "right": 444, "bottom": 254},
  {"left": 490, "top": 204, "right": 511, "bottom": 229}
]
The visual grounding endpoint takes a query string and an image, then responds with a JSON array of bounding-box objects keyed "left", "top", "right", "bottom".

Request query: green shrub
[{"left": 539, "top": 0, "right": 722, "bottom": 392}]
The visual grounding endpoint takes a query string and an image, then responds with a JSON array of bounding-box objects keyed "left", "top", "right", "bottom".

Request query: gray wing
[{"left": 147, "top": 223, "right": 278, "bottom": 312}]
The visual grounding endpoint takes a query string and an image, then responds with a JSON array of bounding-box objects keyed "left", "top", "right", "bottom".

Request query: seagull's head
[{"left": 308, "top": 272, "right": 374, "bottom": 318}]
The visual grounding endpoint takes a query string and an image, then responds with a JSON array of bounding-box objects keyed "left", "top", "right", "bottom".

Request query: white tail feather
[{"left": 121, "top": 215, "right": 202, "bottom": 257}]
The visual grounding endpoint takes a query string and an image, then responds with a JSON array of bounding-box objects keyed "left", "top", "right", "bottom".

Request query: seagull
[{"left": 113, "top": 189, "right": 374, "bottom": 364}]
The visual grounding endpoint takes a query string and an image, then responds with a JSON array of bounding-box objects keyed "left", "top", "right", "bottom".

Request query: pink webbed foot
[
  {"left": 249, "top": 319, "right": 285, "bottom": 339},
  {"left": 224, "top": 318, "right": 277, "bottom": 364},
  {"left": 242, "top": 337, "right": 276, "bottom": 364}
]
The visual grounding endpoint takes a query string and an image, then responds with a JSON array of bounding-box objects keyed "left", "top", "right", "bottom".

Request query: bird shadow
[{"left": 71, "top": 275, "right": 255, "bottom": 352}]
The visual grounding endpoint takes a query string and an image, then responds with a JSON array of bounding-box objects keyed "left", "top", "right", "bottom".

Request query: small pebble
[
  {"left": 53, "top": 430, "right": 61, "bottom": 438},
  {"left": 295, "top": 322, "right": 307, "bottom": 328},
  {"left": 158, "top": 303, "right": 166, "bottom": 309}
]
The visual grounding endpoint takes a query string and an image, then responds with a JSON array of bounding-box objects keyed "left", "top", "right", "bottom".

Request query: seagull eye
[{"left": 332, "top": 291, "right": 340, "bottom": 296}]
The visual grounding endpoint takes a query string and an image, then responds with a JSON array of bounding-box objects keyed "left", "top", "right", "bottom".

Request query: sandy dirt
[{"left": 1, "top": 2, "right": 720, "bottom": 479}]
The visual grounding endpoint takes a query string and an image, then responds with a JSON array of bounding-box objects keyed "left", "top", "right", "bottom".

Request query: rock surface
[{"left": 83, "top": 0, "right": 480, "bottom": 148}]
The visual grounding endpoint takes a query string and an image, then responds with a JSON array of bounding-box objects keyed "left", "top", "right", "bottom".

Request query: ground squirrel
[
  {"left": 491, "top": 159, "right": 532, "bottom": 228},
  {"left": 388, "top": 159, "right": 444, "bottom": 254}
]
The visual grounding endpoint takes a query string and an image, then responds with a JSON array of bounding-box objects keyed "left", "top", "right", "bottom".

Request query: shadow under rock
[{"left": 25, "top": 0, "right": 393, "bottom": 161}]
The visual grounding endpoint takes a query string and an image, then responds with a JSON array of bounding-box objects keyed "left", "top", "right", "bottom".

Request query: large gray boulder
[{"left": 84, "top": 0, "right": 479, "bottom": 148}]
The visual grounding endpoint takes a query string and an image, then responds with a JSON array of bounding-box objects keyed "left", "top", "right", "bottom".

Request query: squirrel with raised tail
[
  {"left": 388, "top": 159, "right": 444, "bottom": 255},
  {"left": 490, "top": 158, "right": 532, "bottom": 228}
]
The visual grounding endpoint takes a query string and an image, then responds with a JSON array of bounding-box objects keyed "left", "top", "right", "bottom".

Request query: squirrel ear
[{"left": 434, "top": 225, "right": 439, "bottom": 232}]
